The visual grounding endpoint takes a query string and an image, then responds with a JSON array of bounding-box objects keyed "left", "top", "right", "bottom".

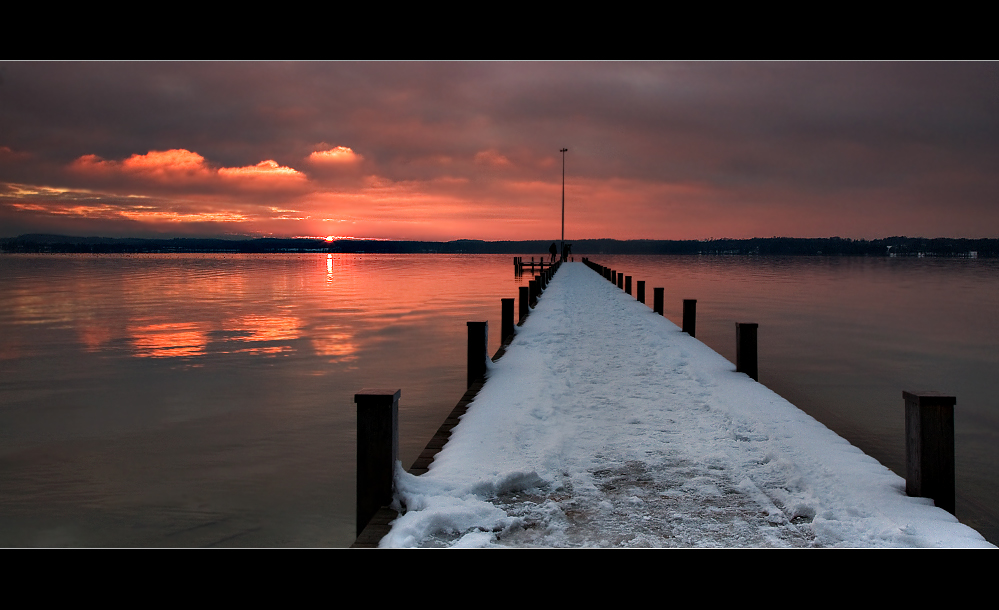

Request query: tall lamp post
[{"left": 560, "top": 148, "right": 568, "bottom": 261}]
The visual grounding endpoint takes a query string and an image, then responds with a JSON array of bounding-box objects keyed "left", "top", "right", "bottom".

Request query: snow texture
[{"left": 381, "top": 263, "right": 993, "bottom": 548}]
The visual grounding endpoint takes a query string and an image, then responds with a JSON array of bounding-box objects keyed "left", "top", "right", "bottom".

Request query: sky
[{"left": 1, "top": 61, "right": 996, "bottom": 242}]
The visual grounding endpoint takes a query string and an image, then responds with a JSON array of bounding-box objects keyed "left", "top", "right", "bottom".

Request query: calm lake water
[{"left": 1, "top": 253, "right": 996, "bottom": 547}]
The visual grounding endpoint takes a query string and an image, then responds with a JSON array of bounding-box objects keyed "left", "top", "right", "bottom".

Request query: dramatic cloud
[
  {"left": 1, "top": 61, "right": 996, "bottom": 240},
  {"left": 71, "top": 149, "right": 214, "bottom": 181},
  {"left": 71, "top": 149, "right": 306, "bottom": 186},
  {"left": 308, "top": 146, "right": 362, "bottom": 164}
]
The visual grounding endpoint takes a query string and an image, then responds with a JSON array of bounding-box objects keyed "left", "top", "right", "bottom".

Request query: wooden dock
[
  {"left": 352, "top": 262, "right": 558, "bottom": 547},
  {"left": 514, "top": 256, "right": 557, "bottom": 273},
  {"left": 352, "top": 260, "right": 980, "bottom": 548}
]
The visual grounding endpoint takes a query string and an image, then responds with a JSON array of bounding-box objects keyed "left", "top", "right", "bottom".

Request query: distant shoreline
[{"left": 1, "top": 234, "right": 996, "bottom": 257}]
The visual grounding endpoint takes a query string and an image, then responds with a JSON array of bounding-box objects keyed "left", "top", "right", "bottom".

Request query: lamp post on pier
[{"left": 561, "top": 147, "right": 568, "bottom": 262}]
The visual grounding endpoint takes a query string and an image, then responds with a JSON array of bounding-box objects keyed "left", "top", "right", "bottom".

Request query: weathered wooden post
[
  {"left": 736, "top": 323, "right": 758, "bottom": 381},
  {"left": 355, "top": 388, "right": 399, "bottom": 537},
  {"left": 519, "top": 286, "right": 529, "bottom": 321},
  {"left": 529, "top": 279, "right": 539, "bottom": 306},
  {"left": 625, "top": 276, "right": 632, "bottom": 295},
  {"left": 611, "top": 270, "right": 617, "bottom": 285},
  {"left": 501, "top": 298, "right": 514, "bottom": 343},
  {"left": 467, "top": 321, "right": 488, "bottom": 388},
  {"left": 617, "top": 274, "right": 624, "bottom": 290},
  {"left": 637, "top": 281, "right": 645, "bottom": 304},
  {"left": 903, "top": 391, "right": 956, "bottom": 515},
  {"left": 682, "top": 299, "right": 697, "bottom": 337},
  {"left": 653, "top": 287, "right": 664, "bottom": 315}
]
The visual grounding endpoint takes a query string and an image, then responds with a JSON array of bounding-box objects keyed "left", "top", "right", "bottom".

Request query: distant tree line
[{"left": 2, "top": 234, "right": 996, "bottom": 257}]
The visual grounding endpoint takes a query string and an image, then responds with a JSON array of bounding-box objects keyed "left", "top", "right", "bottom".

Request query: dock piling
[
  {"left": 736, "top": 323, "right": 758, "bottom": 381},
  {"left": 653, "top": 288, "right": 664, "bottom": 315},
  {"left": 903, "top": 391, "right": 956, "bottom": 515},
  {"left": 467, "top": 322, "right": 488, "bottom": 388},
  {"left": 502, "top": 298, "right": 514, "bottom": 343},
  {"left": 354, "top": 388, "right": 400, "bottom": 537},
  {"left": 519, "top": 286, "right": 529, "bottom": 321},
  {"left": 637, "top": 281, "right": 645, "bottom": 304},
  {"left": 683, "top": 299, "right": 697, "bottom": 337}
]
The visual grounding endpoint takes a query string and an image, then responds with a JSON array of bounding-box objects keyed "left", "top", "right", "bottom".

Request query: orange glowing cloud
[
  {"left": 11, "top": 200, "right": 250, "bottom": 224},
  {"left": 71, "top": 149, "right": 214, "bottom": 181},
  {"left": 70, "top": 149, "right": 305, "bottom": 186},
  {"left": 122, "top": 149, "right": 213, "bottom": 178},
  {"left": 308, "top": 146, "right": 362, "bottom": 164},
  {"left": 217, "top": 159, "right": 306, "bottom": 182}
]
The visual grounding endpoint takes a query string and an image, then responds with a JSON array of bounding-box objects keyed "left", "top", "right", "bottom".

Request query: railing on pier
[{"left": 514, "top": 256, "right": 557, "bottom": 276}]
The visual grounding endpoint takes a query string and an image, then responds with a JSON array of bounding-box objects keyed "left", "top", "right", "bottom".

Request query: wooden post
[
  {"left": 529, "top": 280, "right": 539, "bottom": 306},
  {"left": 355, "top": 388, "right": 399, "bottom": 537},
  {"left": 501, "top": 298, "right": 514, "bottom": 343},
  {"left": 682, "top": 299, "right": 697, "bottom": 337},
  {"left": 611, "top": 270, "right": 617, "bottom": 285},
  {"left": 519, "top": 286, "right": 529, "bottom": 321},
  {"left": 903, "top": 391, "right": 956, "bottom": 515},
  {"left": 617, "top": 273, "right": 624, "bottom": 290},
  {"left": 736, "top": 323, "right": 758, "bottom": 381},
  {"left": 653, "top": 287, "right": 664, "bottom": 315},
  {"left": 637, "top": 281, "right": 645, "bottom": 304},
  {"left": 467, "top": 321, "right": 488, "bottom": 388},
  {"left": 625, "top": 276, "right": 632, "bottom": 295}
]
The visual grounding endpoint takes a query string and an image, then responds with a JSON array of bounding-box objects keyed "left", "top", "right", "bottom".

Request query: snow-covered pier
[{"left": 365, "top": 262, "right": 992, "bottom": 548}]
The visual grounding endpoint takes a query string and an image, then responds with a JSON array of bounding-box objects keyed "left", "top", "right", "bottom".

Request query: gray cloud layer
[{"left": 1, "top": 61, "right": 996, "bottom": 239}]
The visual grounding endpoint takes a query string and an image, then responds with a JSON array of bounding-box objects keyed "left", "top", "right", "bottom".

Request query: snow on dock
[{"left": 381, "top": 263, "right": 992, "bottom": 548}]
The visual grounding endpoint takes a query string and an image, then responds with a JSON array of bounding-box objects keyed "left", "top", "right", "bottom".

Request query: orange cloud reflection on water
[
  {"left": 311, "top": 330, "right": 358, "bottom": 362},
  {"left": 219, "top": 315, "right": 302, "bottom": 356},
  {"left": 130, "top": 322, "right": 209, "bottom": 358}
]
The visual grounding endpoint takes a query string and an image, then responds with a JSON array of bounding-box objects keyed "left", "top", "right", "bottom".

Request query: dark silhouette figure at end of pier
[
  {"left": 561, "top": 243, "right": 572, "bottom": 263},
  {"left": 549, "top": 242, "right": 557, "bottom": 263}
]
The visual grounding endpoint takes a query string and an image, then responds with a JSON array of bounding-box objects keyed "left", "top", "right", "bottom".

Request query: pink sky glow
[{"left": 1, "top": 62, "right": 996, "bottom": 241}]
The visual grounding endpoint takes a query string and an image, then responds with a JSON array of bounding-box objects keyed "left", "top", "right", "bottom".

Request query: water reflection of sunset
[
  {"left": 130, "top": 322, "right": 209, "bottom": 358},
  {"left": 219, "top": 315, "right": 302, "bottom": 356},
  {"left": 311, "top": 330, "right": 358, "bottom": 362}
]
